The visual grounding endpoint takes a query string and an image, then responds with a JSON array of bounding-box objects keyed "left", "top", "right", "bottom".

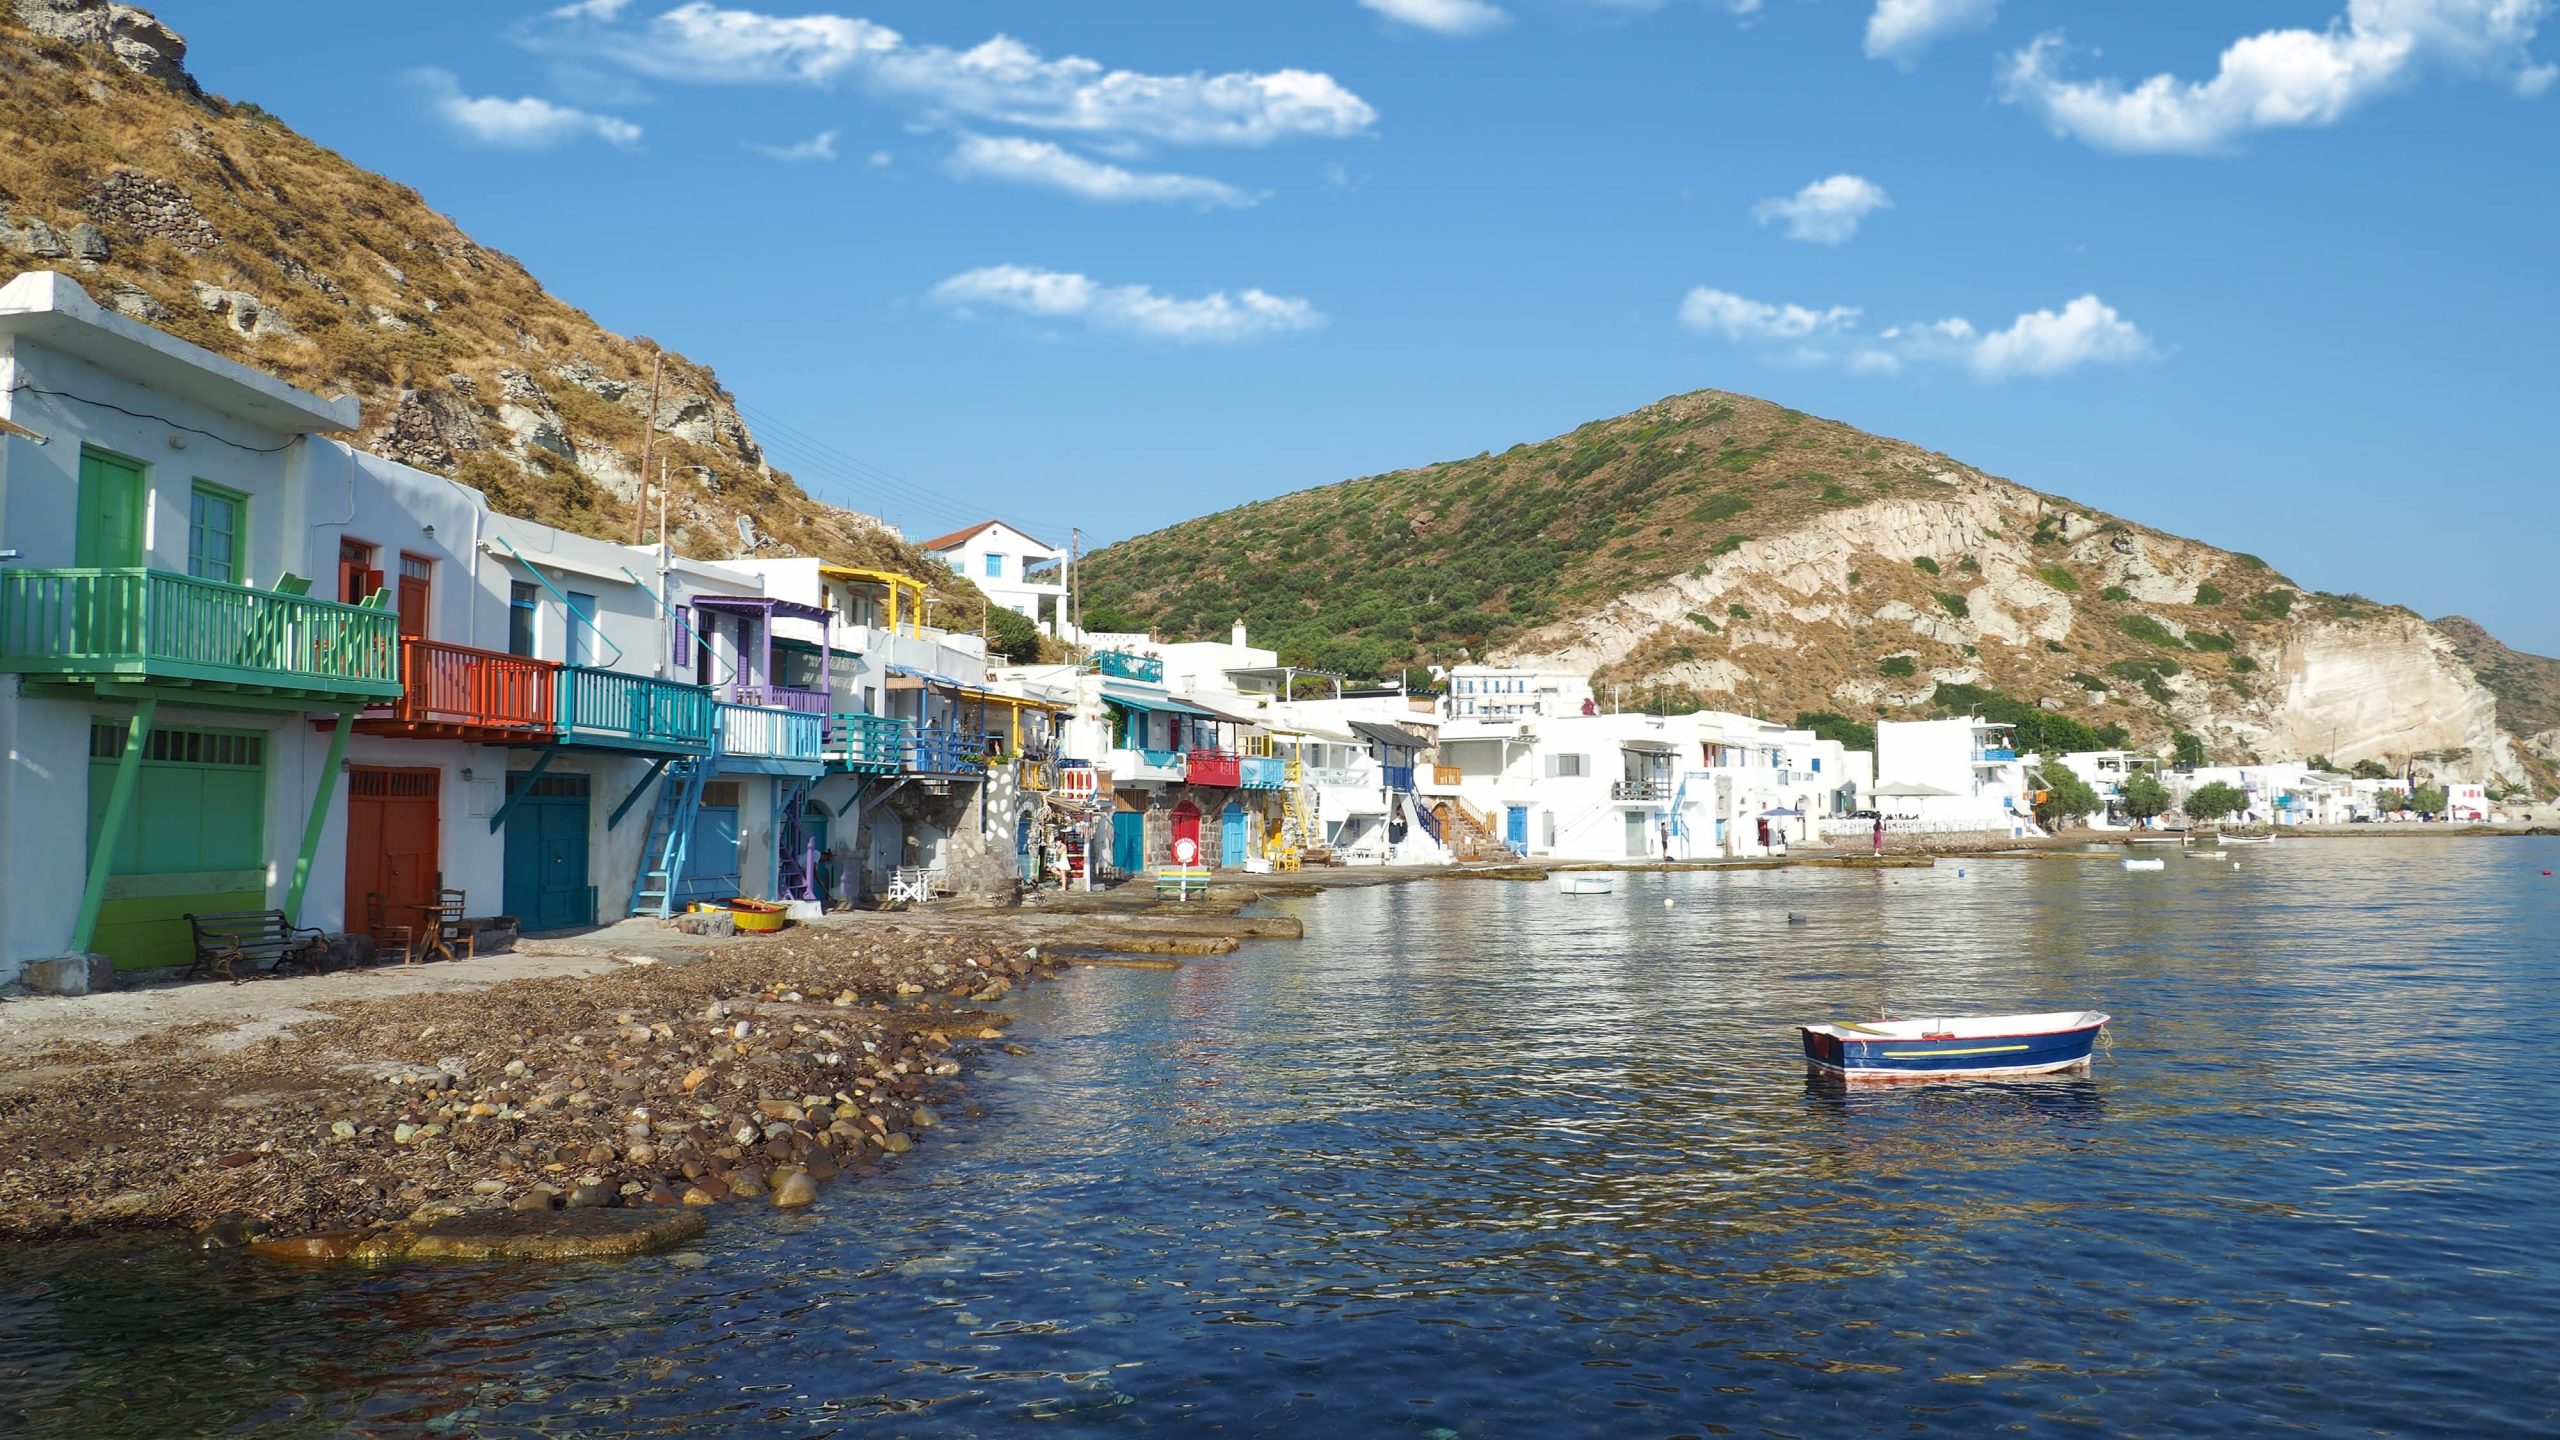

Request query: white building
[
  {"left": 917, "top": 519, "right": 1070, "bottom": 636},
  {"left": 1871, "top": 717, "right": 2040, "bottom": 837},
  {"left": 1438, "top": 663, "right": 1594, "bottom": 720},
  {"left": 2051, "top": 750, "right": 2163, "bottom": 829}
]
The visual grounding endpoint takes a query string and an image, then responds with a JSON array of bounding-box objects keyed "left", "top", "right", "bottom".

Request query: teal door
[
  {"left": 1505, "top": 806, "right": 1529, "bottom": 852},
  {"left": 1110, "top": 811, "right": 1145, "bottom": 874},
  {"left": 503, "top": 774, "right": 592, "bottom": 931},
  {"left": 1220, "top": 802, "right": 1247, "bottom": 867}
]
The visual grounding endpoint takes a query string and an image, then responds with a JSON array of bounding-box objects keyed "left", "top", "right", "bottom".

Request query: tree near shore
[
  {"left": 2184, "top": 781, "right": 2248, "bottom": 824},
  {"left": 2033, "top": 764, "right": 2103, "bottom": 830},
  {"left": 2409, "top": 784, "right": 2448, "bottom": 815},
  {"left": 2120, "top": 772, "right": 2172, "bottom": 824}
]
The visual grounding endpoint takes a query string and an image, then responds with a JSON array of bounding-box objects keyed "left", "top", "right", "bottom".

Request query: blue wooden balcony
[
  {"left": 1382, "top": 763, "right": 1417, "bottom": 793},
  {"left": 1240, "top": 755, "right": 1288, "bottom": 789},
  {"left": 909, "top": 726, "right": 992, "bottom": 776},
  {"left": 0, "top": 567, "right": 400, "bottom": 705},
  {"left": 826, "top": 712, "right": 912, "bottom": 775},
  {"left": 556, "top": 666, "right": 715, "bottom": 754}
]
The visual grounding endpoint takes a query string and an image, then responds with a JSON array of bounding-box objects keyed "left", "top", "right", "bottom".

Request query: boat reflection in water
[{"left": 1803, "top": 1066, "right": 2108, "bottom": 1123}]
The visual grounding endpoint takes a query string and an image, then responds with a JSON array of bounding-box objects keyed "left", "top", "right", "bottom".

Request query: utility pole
[
  {"left": 634, "top": 350, "right": 664, "bottom": 545},
  {"left": 1068, "top": 527, "right": 1082, "bottom": 644}
]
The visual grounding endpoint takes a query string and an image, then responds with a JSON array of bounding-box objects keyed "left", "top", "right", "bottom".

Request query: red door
[
  {"left": 1170, "top": 802, "right": 1201, "bottom": 865},
  {"left": 396, "top": 555, "right": 431, "bottom": 640},
  {"left": 347, "top": 767, "right": 440, "bottom": 934}
]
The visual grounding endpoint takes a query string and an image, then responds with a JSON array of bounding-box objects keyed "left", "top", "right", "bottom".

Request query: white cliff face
[
  {"left": 2259, "top": 620, "right": 2523, "bottom": 783},
  {"left": 1494, "top": 476, "right": 2528, "bottom": 784}
]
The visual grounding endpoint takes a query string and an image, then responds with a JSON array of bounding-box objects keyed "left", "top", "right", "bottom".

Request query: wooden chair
[
  {"left": 433, "top": 888, "right": 479, "bottom": 960},
  {"left": 365, "top": 892, "right": 417, "bottom": 965}
]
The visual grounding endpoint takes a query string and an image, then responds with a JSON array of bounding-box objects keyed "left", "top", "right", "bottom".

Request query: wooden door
[
  {"left": 1170, "top": 802, "right": 1201, "bottom": 865},
  {"left": 396, "top": 556, "right": 431, "bottom": 640},
  {"left": 503, "top": 774, "right": 593, "bottom": 931},
  {"left": 346, "top": 767, "right": 441, "bottom": 935},
  {"left": 75, "top": 449, "right": 146, "bottom": 569},
  {"left": 1220, "top": 802, "right": 1247, "bottom": 867},
  {"left": 85, "top": 722, "right": 266, "bottom": 970}
]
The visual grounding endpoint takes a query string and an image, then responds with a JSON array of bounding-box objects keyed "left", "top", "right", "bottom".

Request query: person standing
[{"left": 1872, "top": 813, "right": 1884, "bottom": 859}]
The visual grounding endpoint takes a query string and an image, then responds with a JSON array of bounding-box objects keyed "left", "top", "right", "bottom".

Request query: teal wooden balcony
[
  {"left": 555, "top": 666, "right": 715, "bottom": 754},
  {"left": 713, "top": 701, "right": 824, "bottom": 774},
  {"left": 1240, "top": 755, "right": 1288, "bottom": 790},
  {"left": 0, "top": 567, "right": 400, "bottom": 705},
  {"left": 825, "top": 713, "right": 912, "bottom": 775},
  {"left": 1093, "top": 650, "right": 1165, "bottom": 683}
]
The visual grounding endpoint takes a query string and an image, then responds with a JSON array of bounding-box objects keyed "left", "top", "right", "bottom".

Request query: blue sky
[{"left": 167, "top": 1, "right": 2559, "bottom": 649}]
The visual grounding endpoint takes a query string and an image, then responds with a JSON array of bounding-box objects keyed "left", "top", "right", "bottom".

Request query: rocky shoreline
[{"left": 0, "top": 921, "right": 1066, "bottom": 1253}]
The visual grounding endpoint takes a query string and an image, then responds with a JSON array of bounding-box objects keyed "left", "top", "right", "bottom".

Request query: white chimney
[{"left": 1231, "top": 619, "right": 1248, "bottom": 648}]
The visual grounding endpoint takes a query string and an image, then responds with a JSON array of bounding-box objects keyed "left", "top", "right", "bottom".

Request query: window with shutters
[{"left": 187, "top": 482, "right": 244, "bottom": 583}]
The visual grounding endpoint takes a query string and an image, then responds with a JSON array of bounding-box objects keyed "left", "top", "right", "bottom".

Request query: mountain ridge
[
  {"left": 1081, "top": 386, "right": 2545, "bottom": 789},
  {"left": 0, "top": 0, "right": 978, "bottom": 607}
]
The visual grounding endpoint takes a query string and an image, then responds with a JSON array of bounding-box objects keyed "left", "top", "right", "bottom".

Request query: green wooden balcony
[
  {"left": 0, "top": 567, "right": 401, "bottom": 705},
  {"left": 555, "top": 666, "right": 716, "bottom": 754}
]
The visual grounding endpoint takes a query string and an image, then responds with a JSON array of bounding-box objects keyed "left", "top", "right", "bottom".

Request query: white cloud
[
  {"left": 1678, "top": 288, "right": 1860, "bottom": 342},
  {"left": 408, "top": 68, "right": 640, "bottom": 148},
  {"left": 1683, "top": 286, "right": 2156, "bottom": 379},
  {"left": 1865, "top": 0, "right": 2000, "bottom": 64},
  {"left": 2003, "top": 0, "right": 2556, "bottom": 154},
  {"left": 950, "top": 135, "right": 1263, "bottom": 207},
  {"left": 930, "top": 265, "right": 1325, "bottom": 343},
  {"left": 1358, "top": 0, "right": 1511, "bottom": 37},
  {"left": 751, "top": 129, "right": 839, "bottom": 161},
  {"left": 528, "top": 4, "right": 1379, "bottom": 146},
  {"left": 1750, "top": 173, "right": 1893, "bottom": 244}
]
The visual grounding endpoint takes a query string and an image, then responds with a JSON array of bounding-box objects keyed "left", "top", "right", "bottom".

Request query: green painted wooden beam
[
  {"left": 284, "top": 710, "right": 355, "bottom": 926},
  {"left": 71, "top": 699, "right": 156, "bottom": 955}
]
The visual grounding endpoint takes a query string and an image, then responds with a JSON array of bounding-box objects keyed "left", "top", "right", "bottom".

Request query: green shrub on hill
[
  {"left": 1912, "top": 556, "right": 1941, "bottom": 576},
  {"left": 1795, "top": 712, "right": 1877, "bottom": 754},
  {"left": 2118, "top": 614, "right": 2181, "bottom": 647},
  {"left": 1879, "top": 655, "right": 1917, "bottom": 678},
  {"left": 2037, "top": 565, "right": 2080, "bottom": 592},
  {"left": 1935, "top": 591, "right": 1970, "bottom": 619}
]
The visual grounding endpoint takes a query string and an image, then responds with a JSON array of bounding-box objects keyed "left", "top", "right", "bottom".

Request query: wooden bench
[
  {"left": 1154, "top": 866, "right": 1214, "bottom": 901},
  {"left": 185, "top": 909, "right": 328, "bottom": 983}
]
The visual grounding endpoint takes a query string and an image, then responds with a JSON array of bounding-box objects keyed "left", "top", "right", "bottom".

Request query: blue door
[
  {"left": 1505, "top": 805, "right": 1529, "bottom": 853},
  {"left": 678, "top": 795, "right": 740, "bottom": 905},
  {"left": 1220, "top": 802, "right": 1247, "bottom": 867},
  {"left": 1111, "top": 811, "right": 1145, "bottom": 874},
  {"left": 503, "top": 774, "right": 593, "bottom": 931}
]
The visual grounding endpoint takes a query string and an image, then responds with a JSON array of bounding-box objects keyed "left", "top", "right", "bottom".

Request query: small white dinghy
[
  {"left": 1556, "top": 874, "right": 1616, "bottom": 895},
  {"left": 2122, "top": 857, "right": 2166, "bottom": 871}
]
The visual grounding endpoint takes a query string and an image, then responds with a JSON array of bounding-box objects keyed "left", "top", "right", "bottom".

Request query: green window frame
[{"left": 187, "top": 481, "right": 246, "bottom": 584}]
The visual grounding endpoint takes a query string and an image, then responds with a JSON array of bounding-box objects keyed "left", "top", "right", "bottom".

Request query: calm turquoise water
[{"left": 6, "top": 838, "right": 2558, "bottom": 1437}]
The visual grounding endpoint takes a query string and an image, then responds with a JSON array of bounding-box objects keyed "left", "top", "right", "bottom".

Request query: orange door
[{"left": 346, "top": 767, "right": 440, "bottom": 931}]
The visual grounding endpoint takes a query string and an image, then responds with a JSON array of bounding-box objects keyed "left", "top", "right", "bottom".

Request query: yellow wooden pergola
[
  {"left": 819, "top": 564, "right": 929, "bottom": 637},
  {"left": 953, "top": 684, "right": 1070, "bottom": 753}
]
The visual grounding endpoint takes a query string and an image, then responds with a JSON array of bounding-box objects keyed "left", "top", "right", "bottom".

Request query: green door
[
  {"left": 85, "top": 722, "right": 267, "bottom": 970},
  {"left": 76, "top": 449, "right": 148, "bottom": 569}
]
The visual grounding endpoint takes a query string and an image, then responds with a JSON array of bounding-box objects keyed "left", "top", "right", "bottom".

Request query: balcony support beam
[
  {"left": 71, "top": 699, "right": 156, "bottom": 955},
  {"left": 489, "top": 747, "right": 561, "bottom": 835},
  {"left": 285, "top": 710, "right": 356, "bottom": 926},
  {"left": 608, "top": 756, "right": 673, "bottom": 831}
]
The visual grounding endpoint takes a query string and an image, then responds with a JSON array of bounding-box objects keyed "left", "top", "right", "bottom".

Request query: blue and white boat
[{"left": 1799, "top": 1010, "right": 2110, "bottom": 1081}]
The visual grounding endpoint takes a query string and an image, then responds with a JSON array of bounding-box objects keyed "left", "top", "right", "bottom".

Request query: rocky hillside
[
  {"left": 2434, "top": 617, "right": 2560, "bottom": 766},
  {"left": 1082, "top": 388, "right": 2541, "bottom": 787},
  {"left": 0, "top": 0, "right": 967, "bottom": 599}
]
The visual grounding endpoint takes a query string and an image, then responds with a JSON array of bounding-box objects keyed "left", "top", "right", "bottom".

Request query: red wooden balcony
[
  {"left": 1184, "top": 748, "right": 1241, "bottom": 788},
  {"left": 358, "top": 638, "right": 558, "bottom": 741}
]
